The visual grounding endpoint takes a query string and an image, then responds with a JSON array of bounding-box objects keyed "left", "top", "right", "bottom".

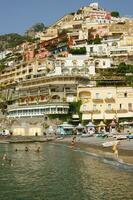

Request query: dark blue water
[{"left": 0, "top": 143, "right": 133, "bottom": 200}]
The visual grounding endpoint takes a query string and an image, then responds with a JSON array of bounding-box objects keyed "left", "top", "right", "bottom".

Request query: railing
[
  {"left": 65, "top": 89, "right": 77, "bottom": 93},
  {"left": 8, "top": 102, "right": 69, "bottom": 110},
  {"left": 92, "top": 99, "right": 103, "bottom": 103},
  {"left": 105, "top": 98, "right": 115, "bottom": 103},
  {"left": 117, "top": 109, "right": 128, "bottom": 113},
  {"left": 105, "top": 109, "right": 116, "bottom": 114},
  {"left": 87, "top": 110, "right": 101, "bottom": 114}
]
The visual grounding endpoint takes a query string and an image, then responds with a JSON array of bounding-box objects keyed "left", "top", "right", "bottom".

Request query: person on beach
[
  {"left": 71, "top": 136, "right": 76, "bottom": 145},
  {"left": 127, "top": 130, "right": 131, "bottom": 141},
  {"left": 112, "top": 142, "right": 119, "bottom": 158}
]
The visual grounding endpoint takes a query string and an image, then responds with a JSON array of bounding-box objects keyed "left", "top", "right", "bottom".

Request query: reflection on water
[{"left": 0, "top": 143, "right": 133, "bottom": 200}]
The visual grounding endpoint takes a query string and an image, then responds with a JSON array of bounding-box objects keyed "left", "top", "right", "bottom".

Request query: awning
[{"left": 82, "top": 114, "right": 91, "bottom": 120}]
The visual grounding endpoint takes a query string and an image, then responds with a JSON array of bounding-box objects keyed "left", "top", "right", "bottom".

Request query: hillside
[{"left": 0, "top": 33, "right": 33, "bottom": 52}]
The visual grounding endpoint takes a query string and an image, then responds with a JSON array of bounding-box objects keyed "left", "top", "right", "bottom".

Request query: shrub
[{"left": 69, "top": 47, "right": 86, "bottom": 55}]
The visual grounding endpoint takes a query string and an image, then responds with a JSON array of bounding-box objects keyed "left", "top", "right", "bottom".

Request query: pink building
[
  {"left": 35, "top": 48, "right": 51, "bottom": 59},
  {"left": 23, "top": 43, "right": 36, "bottom": 62}
]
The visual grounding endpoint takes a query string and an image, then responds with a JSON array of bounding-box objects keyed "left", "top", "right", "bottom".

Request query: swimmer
[
  {"left": 15, "top": 148, "right": 18, "bottom": 152},
  {"left": 2, "top": 153, "right": 8, "bottom": 161},
  {"left": 35, "top": 147, "right": 40, "bottom": 153},
  {"left": 25, "top": 147, "right": 29, "bottom": 152},
  {"left": 8, "top": 159, "right": 13, "bottom": 166}
]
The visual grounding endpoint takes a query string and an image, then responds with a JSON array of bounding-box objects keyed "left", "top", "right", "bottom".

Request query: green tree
[
  {"left": 117, "top": 63, "right": 133, "bottom": 74},
  {"left": 111, "top": 11, "right": 120, "bottom": 18},
  {"left": 69, "top": 47, "right": 86, "bottom": 55}
]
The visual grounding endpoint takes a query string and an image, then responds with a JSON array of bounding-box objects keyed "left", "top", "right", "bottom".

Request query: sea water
[{"left": 0, "top": 143, "right": 132, "bottom": 200}]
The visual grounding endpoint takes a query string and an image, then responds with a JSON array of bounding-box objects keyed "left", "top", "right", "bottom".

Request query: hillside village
[{"left": 0, "top": 2, "right": 133, "bottom": 135}]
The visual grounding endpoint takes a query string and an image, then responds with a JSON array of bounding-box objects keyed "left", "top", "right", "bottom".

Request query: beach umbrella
[
  {"left": 76, "top": 123, "right": 85, "bottom": 129},
  {"left": 97, "top": 121, "right": 106, "bottom": 127},
  {"left": 86, "top": 122, "right": 96, "bottom": 127},
  {"left": 59, "top": 122, "right": 74, "bottom": 129},
  {"left": 110, "top": 120, "right": 116, "bottom": 127}
]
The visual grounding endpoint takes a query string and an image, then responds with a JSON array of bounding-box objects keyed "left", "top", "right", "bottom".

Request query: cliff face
[{"left": 24, "top": 23, "right": 46, "bottom": 37}]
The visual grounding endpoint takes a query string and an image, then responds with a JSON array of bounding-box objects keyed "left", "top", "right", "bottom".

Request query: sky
[{"left": 0, "top": 0, "right": 133, "bottom": 35}]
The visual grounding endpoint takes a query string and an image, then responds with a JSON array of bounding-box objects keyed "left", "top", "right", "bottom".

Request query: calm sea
[{"left": 0, "top": 143, "right": 133, "bottom": 200}]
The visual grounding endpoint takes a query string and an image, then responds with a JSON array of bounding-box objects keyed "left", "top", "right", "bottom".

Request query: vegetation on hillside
[
  {"left": 0, "top": 33, "right": 34, "bottom": 51},
  {"left": 116, "top": 62, "right": 133, "bottom": 74},
  {"left": 69, "top": 47, "right": 87, "bottom": 55},
  {"left": 111, "top": 11, "right": 120, "bottom": 18},
  {"left": 88, "top": 34, "right": 101, "bottom": 44}
]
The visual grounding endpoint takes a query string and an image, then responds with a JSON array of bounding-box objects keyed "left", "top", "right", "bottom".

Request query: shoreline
[
  {"left": 0, "top": 135, "right": 133, "bottom": 165},
  {"left": 54, "top": 136, "right": 133, "bottom": 165},
  {"left": 0, "top": 136, "right": 54, "bottom": 144}
]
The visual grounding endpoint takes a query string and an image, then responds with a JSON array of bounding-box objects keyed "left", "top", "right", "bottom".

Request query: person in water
[
  {"left": 35, "top": 147, "right": 40, "bottom": 152},
  {"left": 2, "top": 153, "right": 8, "bottom": 161},
  {"left": 2, "top": 154, "right": 13, "bottom": 166},
  {"left": 8, "top": 159, "right": 13, "bottom": 166},
  {"left": 25, "top": 146, "right": 29, "bottom": 152}
]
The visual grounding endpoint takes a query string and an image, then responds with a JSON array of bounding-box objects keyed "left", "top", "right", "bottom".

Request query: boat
[
  {"left": 127, "top": 134, "right": 133, "bottom": 139},
  {"left": 102, "top": 141, "right": 119, "bottom": 147},
  {"left": 113, "top": 135, "right": 127, "bottom": 140}
]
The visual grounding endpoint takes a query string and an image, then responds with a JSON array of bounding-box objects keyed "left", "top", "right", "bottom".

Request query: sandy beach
[{"left": 54, "top": 136, "right": 133, "bottom": 165}]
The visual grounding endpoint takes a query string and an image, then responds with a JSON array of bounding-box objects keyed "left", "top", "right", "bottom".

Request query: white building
[
  {"left": 55, "top": 54, "right": 96, "bottom": 76},
  {"left": 0, "top": 50, "right": 12, "bottom": 60}
]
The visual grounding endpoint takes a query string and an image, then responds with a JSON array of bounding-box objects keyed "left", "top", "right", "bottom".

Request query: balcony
[
  {"left": 8, "top": 102, "right": 69, "bottom": 118},
  {"left": 65, "top": 89, "right": 76, "bottom": 94},
  {"left": 105, "top": 109, "right": 116, "bottom": 114},
  {"left": 117, "top": 109, "right": 128, "bottom": 113},
  {"left": 88, "top": 110, "right": 101, "bottom": 114},
  {"left": 92, "top": 99, "right": 103, "bottom": 103},
  {"left": 105, "top": 98, "right": 115, "bottom": 103}
]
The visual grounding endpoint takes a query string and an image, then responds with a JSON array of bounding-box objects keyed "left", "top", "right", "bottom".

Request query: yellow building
[
  {"left": 120, "top": 35, "right": 133, "bottom": 46},
  {"left": 78, "top": 86, "right": 133, "bottom": 121}
]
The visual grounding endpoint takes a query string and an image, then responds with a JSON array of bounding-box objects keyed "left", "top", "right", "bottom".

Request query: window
[
  {"left": 93, "top": 104, "right": 97, "bottom": 110},
  {"left": 51, "top": 88, "right": 56, "bottom": 92},
  {"left": 128, "top": 103, "right": 132, "bottom": 111},
  {"left": 83, "top": 105, "right": 88, "bottom": 111},
  {"left": 29, "top": 69, "right": 33, "bottom": 73},
  {"left": 103, "top": 61, "right": 105, "bottom": 66},
  {"left": 95, "top": 93, "right": 100, "bottom": 99},
  {"left": 108, "top": 104, "right": 112, "bottom": 110},
  {"left": 120, "top": 104, "right": 122, "bottom": 110},
  {"left": 90, "top": 47, "right": 93, "bottom": 53},
  {"left": 124, "top": 92, "right": 127, "bottom": 97},
  {"left": 107, "top": 92, "right": 112, "bottom": 98}
]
